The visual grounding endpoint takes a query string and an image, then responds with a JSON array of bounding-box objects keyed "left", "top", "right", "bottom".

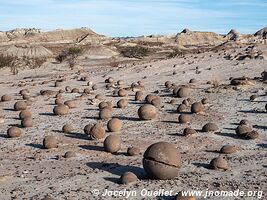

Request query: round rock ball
[
  {"left": 117, "top": 99, "right": 128, "bottom": 109},
  {"left": 250, "top": 95, "right": 257, "bottom": 101},
  {"left": 64, "top": 100, "right": 76, "bottom": 109},
  {"left": 202, "top": 123, "right": 219, "bottom": 132},
  {"left": 177, "top": 87, "right": 191, "bottom": 98},
  {"left": 83, "top": 124, "right": 93, "bottom": 135},
  {"left": 1, "top": 94, "right": 12, "bottom": 102},
  {"left": 107, "top": 118, "right": 122, "bottom": 132},
  {"left": 235, "top": 125, "right": 252, "bottom": 135},
  {"left": 145, "top": 94, "right": 157, "bottom": 104},
  {"left": 99, "top": 107, "right": 112, "bottom": 119},
  {"left": 191, "top": 102, "right": 204, "bottom": 114},
  {"left": 104, "top": 135, "right": 121, "bottom": 153},
  {"left": 183, "top": 128, "right": 196, "bottom": 137},
  {"left": 119, "top": 172, "right": 138, "bottom": 184},
  {"left": 19, "top": 110, "right": 32, "bottom": 119},
  {"left": 118, "top": 89, "right": 128, "bottom": 97},
  {"left": 135, "top": 91, "right": 143, "bottom": 101},
  {"left": 14, "top": 101, "right": 27, "bottom": 111},
  {"left": 201, "top": 98, "right": 208, "bottom": 105},
  {"left": 127, "top": 147, "right": 140, "bottom": 156},
  {"left": 53, "top": 105, "right": 69, "bottom": 115},
  {"left": 178, "top": 114, "right": 192, "bottom": 124},
  {"left": 7, "top": 127, "right": 22, "bottom": 138},
  {"left": 64, "top": 151, "right": 76, "bottom": 158},
  {"left": 245, "top": 130, "right": 259, "bottom": 140},
  {"left": 143, "top": 142, "right": 181, "bottom": 180},
  {"left": 21, "top": 117, "right": 33, "bottom": 127},
  {"left": 220, "top": 145, "right": 237, "bottom": 154},
  {"left": 89, "top": 123, "right": 105, "bottom": 140},
  {"left": 62, "top": 124, "right": 74, "bottom": 133},
  {"left": 177, "top": 104, "right": 187, "bottom": 113},
  {"left": 138, "top": 104, "right": 157, "bottom": 120},
  {"left": 151, "top": 98, "right": 161, "bottom": 108},
  {"left": 209, "top": 157, "right": 228, "bottom": 171},
  {"left": 239, "top": 119, "right": 252, "bottom": 128},
  {"left": 43, "top": 136, "right": 58, "bottom": 149},
  {"left": 99, "top": 101, "right": 109, "bottom": 109},
  {"left": 55, "top": 98, "right": 64, "bottom": 105}
]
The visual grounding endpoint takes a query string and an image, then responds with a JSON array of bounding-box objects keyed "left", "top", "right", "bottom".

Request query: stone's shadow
[
  {"left": 3, "top": 108, "right": 15, "bottom": 111},
  {"left": 116, "top": 116, "right": 140, "bottom": 122},
  {"left": 39, "top": 112, "right": 55, "bottom": 116},
  {"left": 205, "top": 150, "right": 220, "bottom": 154},
  {"left": 79, "top": 144, "right": 104, "bottom": 151},
  {"left": 161, "top": 120, "right": 178, "bottom": 124},
  {"left": 0, "top": 134, "right": 7, "bottom": 138},
  {"left": 26, "top": 143, "right": 43, "bottom": 149},
  {"left": 86, "top": 162, "right": 145, "bottom": 178},
  {"left": 214, "top": 132, "right": 239, "bottom": 139},
  {"left": 65, "top": 133, "right": 88, "bottom": 140},
  {"left": 238, "top": 110, "right": 266, "bottom": 114},
  {"left": 257, "top": 143, "right": 267, "bottom": 148},
  {"left": 192, "top": 162, "right": 209, "bottom": 169},
  {"left": 254, "top": 125, "right": 267, "bottom": 130}
]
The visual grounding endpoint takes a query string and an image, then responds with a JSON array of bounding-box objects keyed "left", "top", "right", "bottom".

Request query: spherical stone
[
  {"left": 235, "top": 125, "right": 252, "bottom": 135},
  {"left": 53, "top": 105, "right": 69, "bottom": 115},
  {"left": 182, "top": 99, "right": 190, "bottom": 106},
  {"left": 62, "top": 124, "right": 74, "bottom": 133},
  {"left": 177, "top": 104, "right": 187, "bottom": 113},
  {"left": 71, "top": 88, "right": 79, "bottom": 93},
  {"left": 201, "top": 98, "right": 208, "bottom": 105},
  {"left": 99, "top": 107, "right": 112, "bottom": 119},
  {"left": 119, "top": 172, "right": 139, "bottom": 184},
  {"left": 177, "top": 87, "right": 191, "bottom": 98},
  {"left": 178, "top": 114, "right": 192, "bottom": 124},
  {"left": 250, "top": 95, "right": 257, "bottom": 101},
  {"left": 135, "top": 91, "right": 143, "bottom": 101},
  {"left": 209, "top": 157, "right": 228, "bottom": 171},
  {"left": 92, "top": 84, "right": 98, "bottom": 90},
  {"left": 143, "top": 142, "right": 181, "bottom": 180},
  {"left": 220, "top": 145, "right": 237, "bottom": 154},
  {"left": 20, "top": 89, "right": 30, "bottom": 95},
  {"left": 151, "top": 98, "right": 161, "bottom": 108},
  {"left": 19, "top": 110, "right": 32, "bottom": 119},
  {"left": 7, "top": 127, "right": 22, "bottom": 138},
  {"left": 1, "top": 94, "right": 12, "bottom": 102},
  {"left": 21, "top": 117, "right": 33, "bottom": 127},
  {"left": 202, "top": 123, "right": 219, "bottom": 132},
  {"left": 95, "top": 94, "right": 104, "bottom": 100},
  {"left": 43, "top": 136, "right": 58, "bottom": 149},
  {"left": 239, "top": 119, "right": 252, "bottom": 128},
  {"left": 169, "top": 99, "right": 176, "bottom": 105},
  {"left": 245, "top": 130, "right": 259, "bottom": 140},
  {"left": 189, "top": 78, "right": 197, "bottom": 83},
  {"left": 145, "top": 94, "right": 157, "bottom": 104},
  {"left": 191, "top": 102, "right": 204, "bottom": 114},
  {"left": 99, "top": 101, "right": 109, "bottom": 109},
  {"left": 55, "top": 98, "right": 64, "bottom": 105},
  {"left": 64, "top": 151, "right": 76, "bottom": 158},
  {"left": 22, "top": 94, "right": 31, "bottom": 100},
  {"left": 83, "top": 88, "right": 91, "bottom": 94},
  {"left": 89, "top": 123, "right": 105, "bottom": 140},
  {"left": 104, "top": 135, "right": 121, "bottom": 153},
  {"left": 107, "top": 118, "right": 122, "bottom": 132},
  {"left": 183, "top": 128, "right": 196, "bottom": 137},
  {"left": 14, "top": 101, "right": 27, "bottom": 111},
  {"left": 83, "top": 124, "right": 93, "bottom": 135},
  {"left": 127, "top": 146, "right": 141, "bottom": 156},
  {"left": 65, "top": 86, "right": 72, "bottom": 92},
  {"left": 138, "top": 104, "right": 157, "bottom": 120},
  {"left": 175, "top": 192, "right": 196, "bottom": 200},
  {"left": 165, "top": 81, "right": 172, "bottom": 88},
  {"left": 117, "top": 99, "right": 128, "bottom": 109},
  {"left": 117, "top": 80, "right": 124, "bottom": 85},
  {"left": 64, "top": 100, "right": 76, "bottom": 109},
  {"left": 118, "top": 89, "right": 128, "bottom": 97}
]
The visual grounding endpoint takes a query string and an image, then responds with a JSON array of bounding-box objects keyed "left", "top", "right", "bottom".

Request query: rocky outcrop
[{"left": 0, "top": 28, "right": 105, "bottom": 45}]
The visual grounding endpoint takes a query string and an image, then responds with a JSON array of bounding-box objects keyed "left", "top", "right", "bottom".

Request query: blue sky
[{"left": 0, "top": 0, "right": 266, "bottom": 37}]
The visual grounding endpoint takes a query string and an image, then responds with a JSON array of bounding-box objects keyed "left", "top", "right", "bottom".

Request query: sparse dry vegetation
[{"left": 120, "top": 46, "right": 149, "bottom": 58}]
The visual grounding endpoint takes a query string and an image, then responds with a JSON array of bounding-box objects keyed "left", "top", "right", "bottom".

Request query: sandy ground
[{"left": 0, "top": 45, "right": 266, "bottom": 200}]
